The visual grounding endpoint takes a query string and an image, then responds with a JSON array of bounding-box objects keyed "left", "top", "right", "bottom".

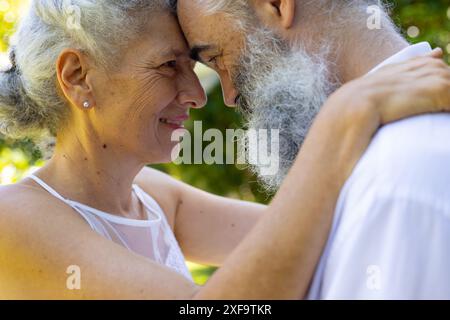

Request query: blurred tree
[
  {"left": 0, "top": 0, "right": 449, "bottom": 283},
  {"left": 393, "top": 0, "right": 450, "bottom": 64}
]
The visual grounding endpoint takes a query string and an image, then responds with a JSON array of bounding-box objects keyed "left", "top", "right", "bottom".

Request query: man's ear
[
  {"left": 56, "top": 49, "right": 95, "bottom": 110},
  {"left": 254, "top": 0, "right": 296, "bottom": 29}
]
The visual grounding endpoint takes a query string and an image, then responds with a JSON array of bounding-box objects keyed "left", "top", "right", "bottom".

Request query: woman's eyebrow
[
  {"left": 142, "top": 47, "right": 184, "bottom": 65},
  {"left": 190, "top": 45, "right": 215, "bottom": 62}
]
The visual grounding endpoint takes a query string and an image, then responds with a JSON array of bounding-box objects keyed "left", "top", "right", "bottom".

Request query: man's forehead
[
  {"left": 176, "top": 0, "right": 244, "bottom": 59},
  {"left": 177, "top": 0, "right": 202, "bottom": 17},
  {"left": 176, "top": 3, "right": 217, "bottom": 49},
  {"left": 176, "top": 0, "right": 203, "bottom": 37}
]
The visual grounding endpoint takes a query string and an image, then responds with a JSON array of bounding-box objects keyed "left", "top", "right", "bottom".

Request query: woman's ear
[
  {"left": 56, "top": 49, "right": 95, "bottom": 110},
  {"left": 254, "top": 0, "right": 296, "bottom": 29}
]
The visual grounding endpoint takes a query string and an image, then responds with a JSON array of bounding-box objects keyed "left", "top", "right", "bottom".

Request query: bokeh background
[{"left": 0, "top": 0, "right": 449, "bottom": 285}]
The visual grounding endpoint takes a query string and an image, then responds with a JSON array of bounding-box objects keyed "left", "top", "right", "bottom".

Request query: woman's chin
[{"left": 142, "top": 142, "right": 181, "bottom": 164}]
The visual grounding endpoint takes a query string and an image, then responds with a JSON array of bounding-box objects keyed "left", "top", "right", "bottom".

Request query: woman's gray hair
[
  {"left": 0, "top": 0, "right": 173, "bottom": 142},
  {"left": 194, "top": 0, "right": 246, "bottom": 16}
]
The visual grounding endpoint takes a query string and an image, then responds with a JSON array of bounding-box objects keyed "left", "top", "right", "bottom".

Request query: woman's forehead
[{"left": 130, "top": 14, "right": 190, "bottom": 58}]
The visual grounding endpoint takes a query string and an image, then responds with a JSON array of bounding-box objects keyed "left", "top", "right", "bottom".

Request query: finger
[
  {"left": 412, "top": 60, "right": 450, "bottom": 79},
  {"left": 425, "top": 48, "right": 444, "bottom": 59},
  {"left": 395, "top": 54, "right": 446, "bottom": 74}
]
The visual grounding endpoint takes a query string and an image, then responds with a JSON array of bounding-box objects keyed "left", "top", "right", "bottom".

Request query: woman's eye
[{"left": 161, "top": 60, "right": 177, "bottom": 69}]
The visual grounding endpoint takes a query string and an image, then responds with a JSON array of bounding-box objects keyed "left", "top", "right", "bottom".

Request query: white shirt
[{"left": 308, "top": 42, "right": 450, "bottom": 300}]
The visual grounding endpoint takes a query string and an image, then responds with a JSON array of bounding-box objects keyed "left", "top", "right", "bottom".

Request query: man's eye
[{"left": 208, "top": 56, "right": 219, "bottom": 65}]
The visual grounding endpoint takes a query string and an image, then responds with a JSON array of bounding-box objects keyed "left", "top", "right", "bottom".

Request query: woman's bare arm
[
  {"left": 1, "top": 54, "right": 449, "bottom": 299},
  {"left": 169, "top": 51, "right": 450, "bottom": 271},
  {"left": 0, "top": 185, "right": 199, "bottom": 299},
  {"left": 135, "top": 168, "right": 266, "bottom": 267}
]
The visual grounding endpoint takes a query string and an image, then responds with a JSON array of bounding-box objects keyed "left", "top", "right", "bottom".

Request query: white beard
[{"left": 235, "top": 28, "right": 338, "bottom": 192}]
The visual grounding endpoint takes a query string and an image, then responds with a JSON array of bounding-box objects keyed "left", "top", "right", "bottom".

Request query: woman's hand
[
  {"left": 318, "top": 48, "right": 450, "bottom": 183},
  {"left": 370, "top": 49, "right": 450, "bottom": 123},
  {"left": 331, "top": 48, "right": 449, "bottom": 128}
]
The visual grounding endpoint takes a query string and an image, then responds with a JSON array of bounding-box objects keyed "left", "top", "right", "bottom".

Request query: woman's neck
[{"left": 35, "top": 134, "right": 146, "bottom": 217}]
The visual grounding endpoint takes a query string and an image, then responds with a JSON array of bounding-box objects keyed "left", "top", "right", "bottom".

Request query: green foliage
[
  {"left": 393, "top": 0, "right": 450, "bottom": 64},
  {"left": 0, "top": 0, "right": 21, "bottom": 52},
  {"left": 0, "top": 0, "right": 449, "bottom": 284},
  {"left": 0, "top": 0, "right": 449, "bottom": 189},
  {"left": 152, "top": 83, "right": 273, "bottom": 204},
  {"left": 156, "top": 0, "right": 450, "bottom": 207}
]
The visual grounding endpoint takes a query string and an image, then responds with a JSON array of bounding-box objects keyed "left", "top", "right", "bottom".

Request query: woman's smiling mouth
[{"left": 159, "top": 115, "right": 189, "bottom": 129}]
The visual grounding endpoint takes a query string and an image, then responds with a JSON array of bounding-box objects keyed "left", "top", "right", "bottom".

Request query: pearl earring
[{"left": 83, "top": 101, "right": 90, "bottom": 109}]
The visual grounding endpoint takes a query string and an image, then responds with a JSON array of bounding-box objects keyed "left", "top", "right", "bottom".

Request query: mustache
[
  {"left": 235, "top": 93, "right": 252, "bottom": 116},
  {"left": 233, "top": 69, "right": 254, "bottom": 117}
]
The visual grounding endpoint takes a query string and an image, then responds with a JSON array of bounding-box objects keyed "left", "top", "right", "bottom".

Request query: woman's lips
[{"left": 159, "top": 115, "right": 189, "bottom": 129}]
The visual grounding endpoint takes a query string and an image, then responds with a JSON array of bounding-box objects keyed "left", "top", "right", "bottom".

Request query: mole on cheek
[{"left": 103, "top": 144, "right": 107, "bottom": 149}]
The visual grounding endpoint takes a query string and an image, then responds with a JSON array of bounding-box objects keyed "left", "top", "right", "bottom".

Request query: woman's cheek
[
  {"left": 132, "top": 76, "right": 179, "bottom": 148},
  {"left": 157, "top": 76, "right": 179, "bottom": 101}
]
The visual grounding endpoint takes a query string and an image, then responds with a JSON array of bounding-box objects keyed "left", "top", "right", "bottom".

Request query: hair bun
[{"left": 0, "top": 53, "right": 47, "bottom": 140}]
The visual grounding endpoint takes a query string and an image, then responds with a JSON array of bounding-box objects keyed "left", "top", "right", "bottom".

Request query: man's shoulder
[
  {"left": 371, "top": 113, "right": 450, "bottom": 151},
  {"left": 317, "top": 117, "right": 450, "bottom": 300},
  {"left": 340, "top": 114, "right": 450, "bottom": 202},
  {"left": 352, "top": 114, "right": 450, "bottom": 179}
]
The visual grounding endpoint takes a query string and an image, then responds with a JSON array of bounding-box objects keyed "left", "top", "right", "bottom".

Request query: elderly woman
[{"left": 0, "top": 1, "right": 449, "bottom": 299}]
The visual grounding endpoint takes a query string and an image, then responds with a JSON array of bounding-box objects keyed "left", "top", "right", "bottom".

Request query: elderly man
[{"left": 174, "top": 0, "right": 450, "bottom": 299}]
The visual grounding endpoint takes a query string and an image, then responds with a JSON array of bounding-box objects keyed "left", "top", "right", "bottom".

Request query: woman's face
[{"left": 90, "top": 12, "right": 207, "bottom": 163}]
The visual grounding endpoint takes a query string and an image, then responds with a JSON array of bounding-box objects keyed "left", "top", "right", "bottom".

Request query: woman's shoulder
[
  {"left": 0, "top": 180, "right": 88, "bottom": 229},
  {"left": 0, "top": 170, "right": 182, "bottom": 228},
  {"left": 0, "top": 180, "right": 51, "bottom": 212},
  {"left": 0, "top": 178, "right": 57, "bottom": 204}
]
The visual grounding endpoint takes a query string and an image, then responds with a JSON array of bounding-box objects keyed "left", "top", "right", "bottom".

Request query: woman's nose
[{"left": 177, "top": 70, "right": 208, "bottom": 109}]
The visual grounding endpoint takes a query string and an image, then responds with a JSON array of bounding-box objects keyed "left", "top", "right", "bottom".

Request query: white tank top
[{"left": 27, "top": 174, "right": 193, "bottom": 281}]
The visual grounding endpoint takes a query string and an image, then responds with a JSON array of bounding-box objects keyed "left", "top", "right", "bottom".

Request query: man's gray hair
[
  {"left": 177, "top": 0, "right": 395, "bottom": 34},
  {"left": 184, "top": 0, "right": 389, "bottom": 16},
  {"left": 169, "top": 0, "right": 248, "bottom": 20},
  {"left": 0, "top": 0, "right": 173, "bottom": 142}
]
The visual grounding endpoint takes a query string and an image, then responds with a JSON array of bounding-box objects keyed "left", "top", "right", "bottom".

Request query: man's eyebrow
[{"left": 190, "top": 45, "right": 214, "bottom": 62}]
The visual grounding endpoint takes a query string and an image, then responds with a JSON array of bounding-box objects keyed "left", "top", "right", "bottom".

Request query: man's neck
[{"left": 337, "top": 33, "right": 410, "bottom": 83}]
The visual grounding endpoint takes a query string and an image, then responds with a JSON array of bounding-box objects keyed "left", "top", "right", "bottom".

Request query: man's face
[
  {"left": 177, "top": 0, "right": 245, "bottom": 107},
  {"left": 178, "top": 0, "right": 338, "bottom": 191}
]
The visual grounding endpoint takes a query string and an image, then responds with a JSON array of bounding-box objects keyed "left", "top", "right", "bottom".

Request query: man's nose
[
  {"left": 177, "top": 70, "right": 208, "bottom": 109},
  {"left": 219, "top": 72, "right": 239, "bottom": 107}
]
